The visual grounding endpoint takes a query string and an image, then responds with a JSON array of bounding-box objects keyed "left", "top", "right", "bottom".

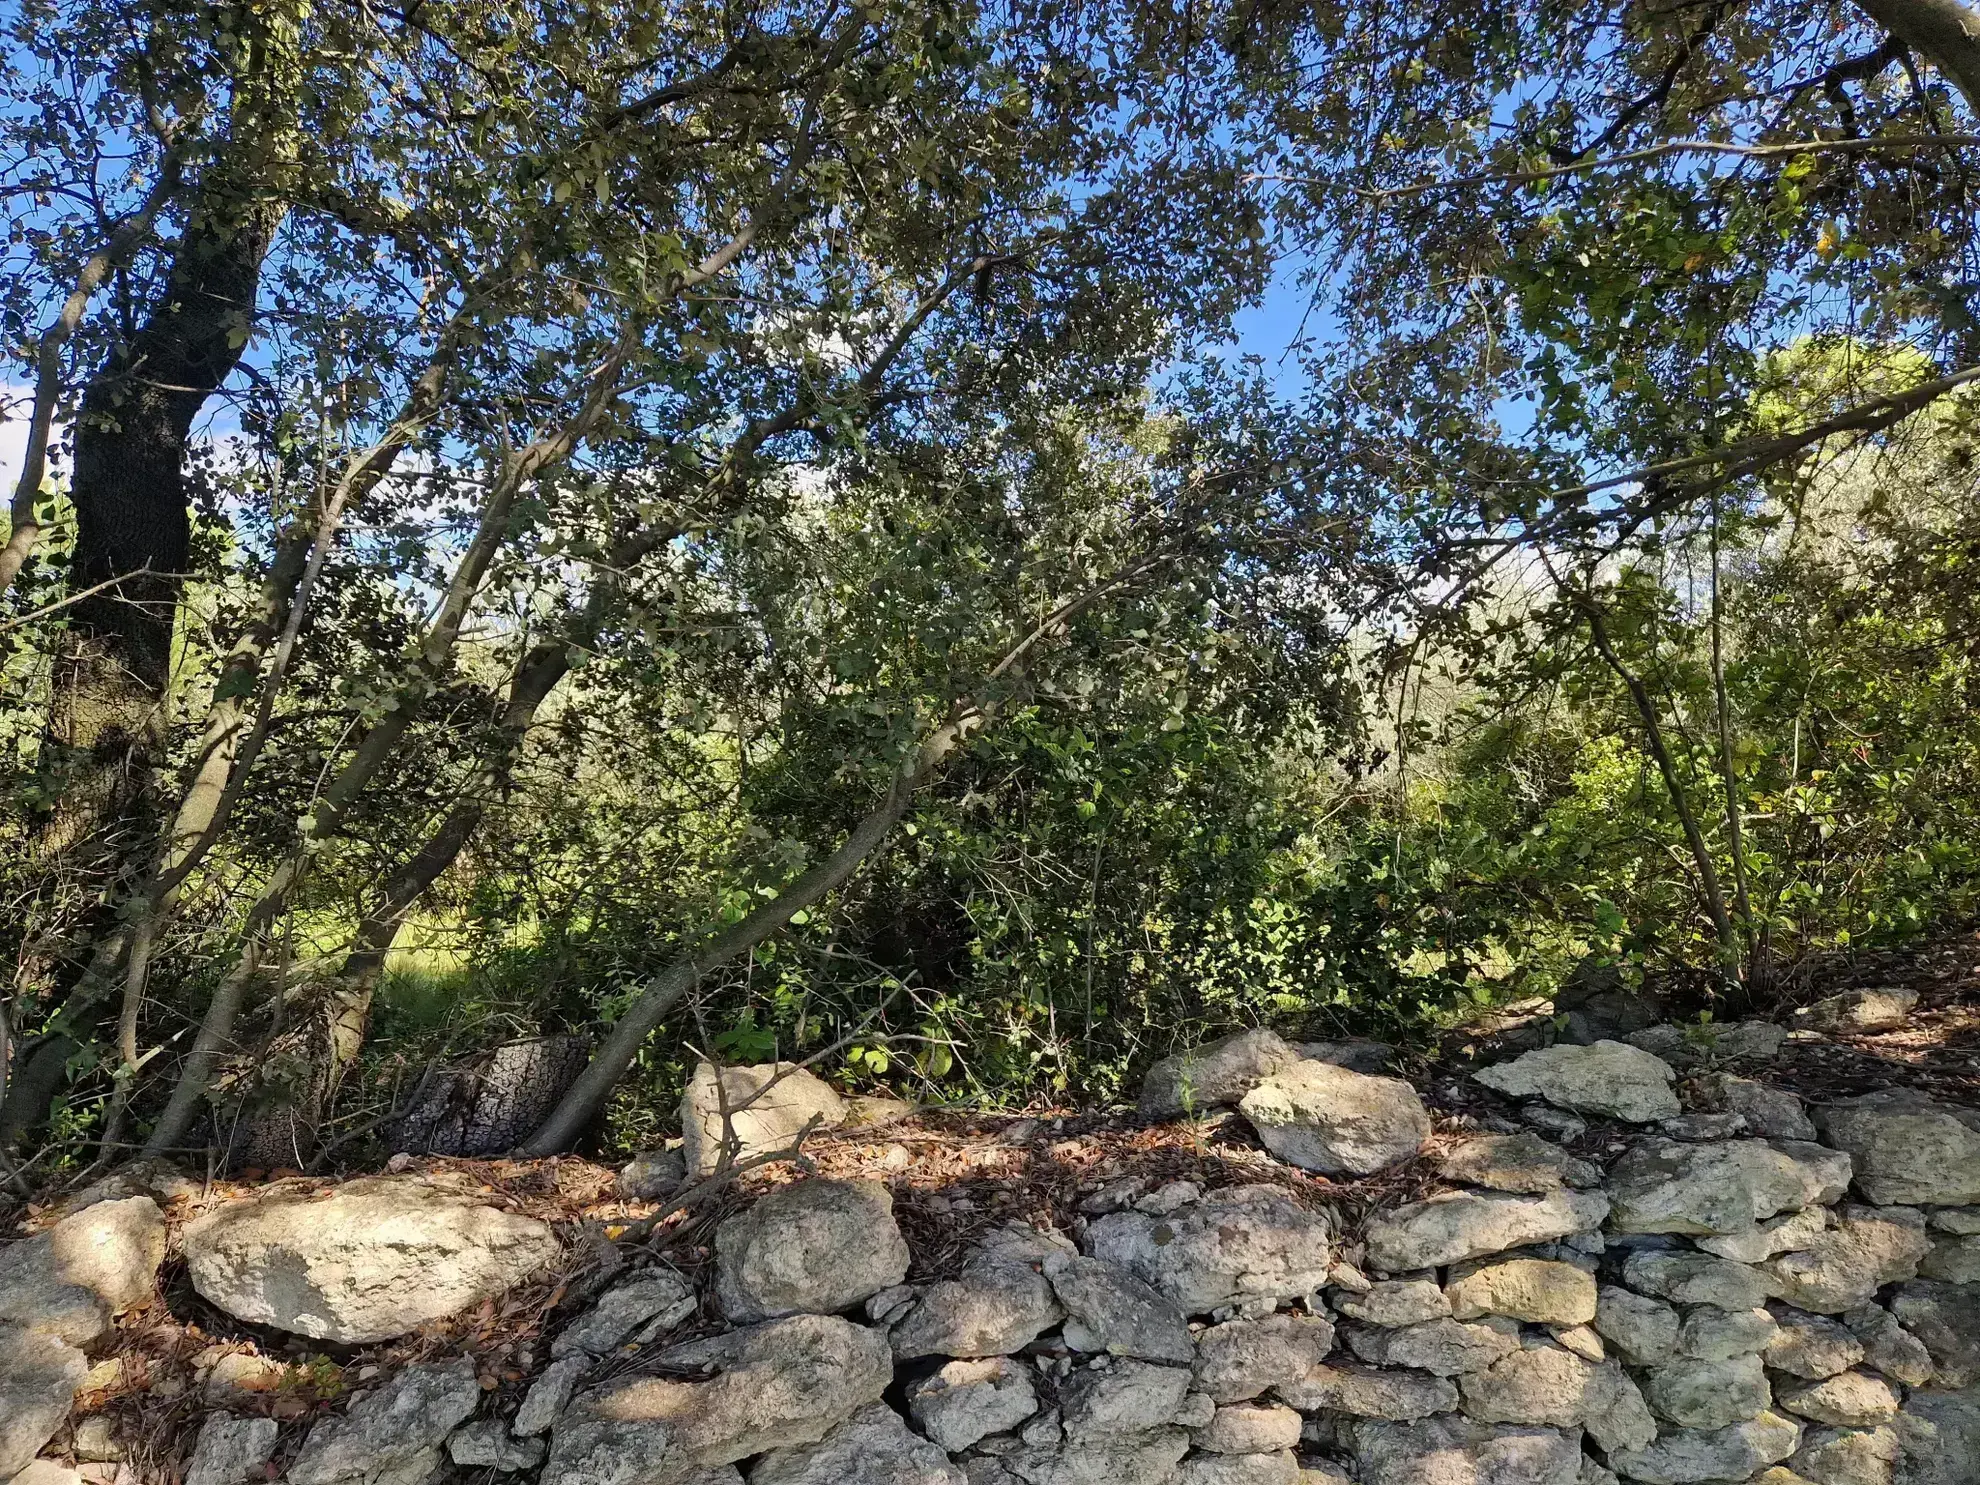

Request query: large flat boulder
[
  {"left": 1083, "top": 1185, "right": 1333, "bottom": 1315},
  {"left": 1761, "top": 1207, "right": 1932, "bottom": 1313},
  {"left": 1362, "top": 1189, "right": 1608, "bottom": 1273},
  {"left": 545, "top": 1314, "right": 891, "bottom": 1485},
  {"left": 1473, "top": 1041, "right": 1680, "bottom": 1123},
  {"left": 183, "top": 1177, "right": 560, "bottom": 1343},
  {"left": 0, "top": 1196, "right": 165, "bottom": 1345},
  {"left": 1238, "top": 1063, "right": 1430, "bottom": 1175},
  {"left": 1814, "top": 1091, "right": 1980, "bottom": 1207},
  {"left": 1607, "top": 1412, "right": 1803, "bottom": 1484},
  {"left": 715, "top": 1179, "right": 908, "bottom": 1322},
  {"left": 680, "top": 1062, "right": 847, "bottom": 1178},
  {"left": 1605, "top": 1139, "right": 1852, "bottom": 1236},
  {"left": 1139, "top": 1031, "right": 1303, "bottom": 1120}
]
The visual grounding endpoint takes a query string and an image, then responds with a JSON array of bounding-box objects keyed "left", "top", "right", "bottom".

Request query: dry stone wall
[{"left": 3, "top": 997, "right": 1979, "bottom": 1485}]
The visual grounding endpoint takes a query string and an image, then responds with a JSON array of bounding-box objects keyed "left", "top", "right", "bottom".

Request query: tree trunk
[{"left": 1857, "top": 0, "right": 1980, "bottom": 116}]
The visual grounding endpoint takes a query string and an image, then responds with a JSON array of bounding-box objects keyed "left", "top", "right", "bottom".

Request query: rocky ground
[{"left": 3, "top": 938, "right": 1979, "bottom": 1485}]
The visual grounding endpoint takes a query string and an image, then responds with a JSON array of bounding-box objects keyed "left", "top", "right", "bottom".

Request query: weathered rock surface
[
  {"left": 1346, "top": 1317, "right": 1520, "bottom": 1376},
  {"left": 0, "top": 1324, "right": 88, "bottom": 1479},
  {"left": 184, "top": 1178, "right": 559, "bottom": 1343},
  {"left": 1277, "top": 1362, "right": 1458, "bottom": 1420},
  {"left": 1085, "top": 1186, "right": 1332, "bottom": 1314},
  {"left": 1814, "top": 1091, "right": 1980, "bottom": 1207},
  {"left": 1608, "top": 1411, "right": 1803, "bottom": 1484},
  {"left": 288, "top": 1357, "right": 481, "bottom": 1485},
  {"left": 892, "top": 1232, "right": 1065, "bottom": 1360},
  {"left": 1059, "top": 1359, "right": 1193, "bottom": 1438},
  {"left": 1605, "top": 1139, "right": 1852, "bottom": 1236},
  {"left": 1697, "top": 1206, "right": 1830, "bottom": 1265},
  {"left": 1334, "top": 1278, "right": 1449, "bottom": 1328},
  {"left": 1844, "top": 1304, "right": 1937, "bottom": 1388},
  {"left": 617, "top": 1147, "right": 686, "bottom": 1201},
  {"left": 1459, "top": 1343, "right": 1656, "bottom": 1451},
  {"left": 1920, "top": 1233, "right": 1980, "bottom": 1283},
  {"left": 1788, "top": 1423, "right": 1899, "bottom": 1485},
  {"left": 1049, "top": 1255, "right": 1194, "bottom": 1363},
  {"left": 185, "top": 1414, "right": 280, "bottom": 1485},
  {"left": 1776, "top": 1371, "right": 1899, "bottom": 1428},
  {"left": 1641, "top": 1354, "right": 1772, "bottom": 1429},
  {"left": 0, "top": 1197, "right": 165, "bottom": 1345},
  {"left": 1445, "top": 1255, "right": 1597, "bottom": 1326},
  {"left": 1677, "top": 1306, "right": 1777, "bottom": 1361},
  {"left": 1237, "top": 1062, "right": 1431, "bottom": 1175},
  {"left": 554, "top": 1269, "right": 697, "bottom": 1358},
  {"left": 1889, "top": 1279, "right": 1980, "bottom": 1387},
  {"left": 1622, "top": 1250, "right": 1775, "bottom": 1310},
  {"left": 1362, "top": 1189, "right": 1609, "bottom": 1272},
  {"left": 1192, "top": 1402, "right": 1301, "bottom": 1454},
  {"left": 1767, "top": 1310, "right": 1865, "bottom": 1378},
  {"left": 1595, "top": 1286, "right": 1681, "bottom": 1365},
  {"left": 1691, "top": 1076, "right": 1817, "bottom": 1142},
  {"left": 1474, "top": 1041, "right": 1681, "bottom": 1123},
  {"left": 1438, "top": 1133, "right": 1600, "bottom": 1194},
  {"left": 448, "top": 1420, "right": 548, "bottom": 1471},
  {"left": 907, "top": 1359, "right": 1038, "bottom": 1451},
  {"left": 1178, "top": 1451, "right": 1301, "bottom": 1484},
  {"left": 752, "top": 1402, "right": 966, "bottom": 1485},
  {"left": 715, "top": 1178, "right": 909, "bottom": 1322},
  {"left": 680, "top": 1062, "right": 848, "bottom": 1177},
  {"left": 1346, "top": 1415, "right": 1586, "bottom": 1485},
  {"left": 1191, "top": 1312, "right": 1336, "bottom": 1402},
  {"left": 1893, "top": 1385, "right": 1980, "bottom": 1485},
  {"left": 1139, "top": 1030, "right": 1303, "bottom": 1119},
  {"left": 1795, "top": 989, "right": 1918, "bottom": 1036},
  {"left": 1763, "top": 1207, "right": 1932, "bottom": 1313},
  {"left": 547, "top": 1315, "right": 891, "bottom": 1485}
]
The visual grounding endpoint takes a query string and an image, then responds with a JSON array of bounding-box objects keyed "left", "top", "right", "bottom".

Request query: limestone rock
[
  {"left": 892, "top": 1239, "right": 1063, "bottom": 1360},
  {"left": 1192, "top": 1403, "right": 1302, "bottom": 1454},
  {"left": 1628, "top": 1021, "right": 1786, "bottom": 1067},
  {"left": 184, "top": 1415, "right": 280, "bottom": 1485},
  {"left": 1048, "top": 1256, "right": 1194, "bottom": 1363},
  {"left": 1777, "top": 1373, "right": 1900, "bottom": 1429},
  {"left": 1790, "top": 1425, "right": 1899, "bottom": 1485},
  {"left": 553, "top": 1270, "right": 697, "bottom": 1358},
  {"left": 0, "top": 1325, "right": 88, "bottom": 1480},
  {"left": 1238, "top": 1062, "right": 1430, "bottom": 1176},
  {"left": 1795, "top": 989, "right": 1917, "bottom": 1036},
  {"left": 1893, "top": 1385, "right": 1980, "bottom": 1485},
  {"left": 1678, "top": 1307, "right": 1778, "bottom": 1361},
  {"left": 1764, "top": 1208, "right": 1933, "bottom": 1314},
  {"left": 1889, "top": 1280, "right": 1980, "bottom": 1387},
  {"left": 449, "top": 1421, "right": 548, "bottom": 1471},
  {"left": 1334, "top": 1279, "right": 1449, "bottom": 1328},
  {"left": 1362, "top": 1189, "right": 1609, "bottom": 1273},
  {"left": 994, "top": 1431, "right": 1190, "bottom": 1485},
  {"left": 1059, "top": 1360, "right": 1193, "bottom": 1438},
  {"left": 715, "top": 1179, "right": 909, "bottom": 1322},
  {"left": 1555, "top": 960, "right": 1669, "bottom": 1045},
  {"left": 546, "top": 1314, "right": 891, "bottom": 1485},
  {"left": 1605, "top": 1139, "right": 1852, "bottom": 1236},
  {"left": 1446, "top": 1256, "right": 1597, "bottom": 1326},
  {"left": 1438, "top": 1133, "right": 1600, "bottom": 1194},
  {"left": 1457, "top": 1343, "right": 1601, "bottom": 1430},
  {"left": 1814, "top": 1091, "right": 1980, "bottom": 1208},
  {"left": 289, "top": 1358, "right": 481, "bottom": 1485},
  {"left": 908, "top": 1359, "right": 1038, "bottom": 1452},
  {"left": 1474, "top": 1041, "right": 1680, "bottom": 1123},
  {"left": 1139, "top": 1030, "right": 1303, "bottom": 1119},
  {"left": 1607, "top": 1412, "right": 1803, "bottom": 1485},
  {"left": 1767, "top": 1311, "right": 1865, "bottom": 1378},
  {"left": 1277, "top": 1362, "right": 1458, "bottom": 1420},
  {"left": 617, "top": 1149, "right": 685, "bottom": 1201},
  {"left": 751, "top": 1403, "right": 965, "bottom": 1485},
  {"left": 1622, "top": 1250, "right": 1775, "bottom": 1311},
  {"left": 1691, "top": 1076, "right": 1818, "bottom": 1142},
  {"left": 1698, "top": 1207, "right": 1831, "bottom": 1265},
  {"left": 1642, "top": 1354, "right": 1772, "bottom": 1430},
  {"left": 1921, "top": 1234, "right": 1980, "bottom": 1284},
  {"left": 1345, "top": 1317, "right": 1520, "bottom": 1376},
  {"left": 1843, "top": 1305, "right": 1936, "bottom": 1388},
  {"left": 1594, "top": 1286, "right": 1680, "bottom": 1365},
  {"left": 516, "top": 1356, "right": 589, "bottom": 1436},
  {"left": 1190, "top": 1312, "right": 1337, "bottom": 1403},
  {"left": 1085, "top": 1185, "right": 1333, "bottom": 1315},
  {"left": 1178, "top": 1454, "right": 1301, "bottom": 1485},
  {"left": 0, "top": 1196, "right": 165, "bottom": 1348},
  {"left": 183, "top": 1178, "right": 559, "bottom": 1344},
  {"left": 681, "top": 1062, "right": 847, "bottom": 1177},
  {"left": 1346, "top": 1415, "right": 1586, "bottom": 1485}
]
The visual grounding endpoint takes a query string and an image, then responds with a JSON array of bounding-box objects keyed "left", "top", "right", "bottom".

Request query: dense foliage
[{"left": 4, "top": 0, "right": 1980, "bottom": 1169}]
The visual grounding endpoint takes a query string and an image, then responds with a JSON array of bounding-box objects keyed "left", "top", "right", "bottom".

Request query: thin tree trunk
[{"left": 1708, "top": 511, "right": 1763, "bottom": 998}]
